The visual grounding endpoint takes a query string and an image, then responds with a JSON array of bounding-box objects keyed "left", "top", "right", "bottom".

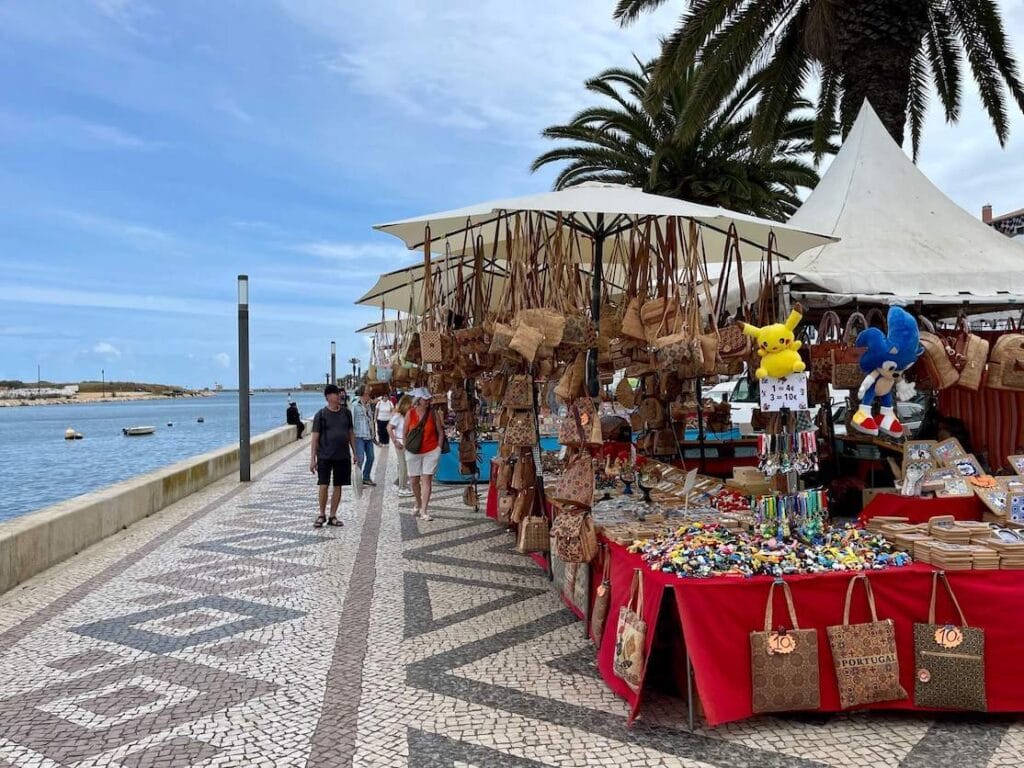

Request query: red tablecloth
[
  {"left": 858, "top": 493, "right": 985, "bottom": 525},
  {"left": 595, "top": 541, "right": 1024, "bottom": 726}
]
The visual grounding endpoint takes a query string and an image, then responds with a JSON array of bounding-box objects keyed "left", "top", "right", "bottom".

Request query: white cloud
[
  {"left": 217, "top": 98, "right": 254, "bottom": 124},
  {"left": 214, "top": 352, "right": 230, "bottom": 368},
  {"left": 291, "top": 240, "right": 411, "bottom": 262},
  {"left": 280, "top": 0, "right": 678, "bottom": 143},
  {"left": 0, "top": 112, "right": 165, "bottom": 152},
  {"left": 93, "top": 341, "right": 121, "bottom": 359},
  {"left": 57, "top": 209, "right": 175, "bottom": 246}
]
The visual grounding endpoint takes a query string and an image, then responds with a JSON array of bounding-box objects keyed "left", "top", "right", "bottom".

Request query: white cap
[{"left": 409, "top": 387, "right": 432, "bottom": 401}]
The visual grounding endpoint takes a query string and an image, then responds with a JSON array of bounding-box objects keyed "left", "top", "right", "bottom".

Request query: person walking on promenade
[
  {"left": 404, "top": 388, "right": 444, "bottom": 521},
  {"left": 375, "top": 393, "right": 394, "bottom": 445},
  {"left": 286, "top": 401, "right": 305, "bottom": 439},
  {"left": 310, "top": 384, "right": 358, "bottom": 528},
  {"left": 388, "top": 394, "right": 413, "bottom": 497},
  {"left": 352, "top": 386, "right": 376, "bottom": 486}
]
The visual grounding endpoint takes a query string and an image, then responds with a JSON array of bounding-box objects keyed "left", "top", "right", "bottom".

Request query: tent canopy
[
  {"left": 374, "top": 182, "right": 835, "bottom": 263},
  {"left": 787, "top": 103, "right": 1024, "bottom": 309}
]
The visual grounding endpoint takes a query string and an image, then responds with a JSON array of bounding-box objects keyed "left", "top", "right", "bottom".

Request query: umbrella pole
[{"left": 587, "top": 214, "right": 604, "bottom": 399}]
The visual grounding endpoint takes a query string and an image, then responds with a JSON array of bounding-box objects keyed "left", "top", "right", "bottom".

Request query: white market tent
[{"left": 785, "top": 102, "right": 1024, "bottom": 311}]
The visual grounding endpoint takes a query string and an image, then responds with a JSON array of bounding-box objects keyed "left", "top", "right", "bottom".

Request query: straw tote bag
[
  {"left": 809, "top": 311, "right": 843, "bottom": 384},
  {"left": 914, "top": 316, "right": 960, "bottom": 390},
  {"left": 827, "top": 575, "right": 907, "bottom": 709},
  {"left": 715, "top": 224, "right": 752, "bottom": 367},
  {"left": 951, "top": 317, "right": 989, "bottom": 391},
  {"left": 613, "top": 569, "right": 647, "bottom": 693},
  {"left": 987, "top": 331, "right": 1024, "bottom": 390},
  {"left": 750, "top": 580, "right": 821, "bottom": 714},
  {"left": 504, "top": 411, "right": 538, "bottom": 448},
  {"left": 913, "top": 571, "right": 986, "bottom": 711},
  {"left": 502, "top": 375, "right": 534, "bottom": 411}
]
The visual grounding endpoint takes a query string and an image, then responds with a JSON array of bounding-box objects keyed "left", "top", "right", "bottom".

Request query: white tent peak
[{"left": 787, "top": 100, "right": 1024, "bottom": 307}]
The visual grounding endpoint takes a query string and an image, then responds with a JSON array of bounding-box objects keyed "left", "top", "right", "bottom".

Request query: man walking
[
  {"left": 310, "top": 384, "right": 358, "bottom": 528},
  {"left": 352, "top": 386, "right": 376, "bottom": 486}
]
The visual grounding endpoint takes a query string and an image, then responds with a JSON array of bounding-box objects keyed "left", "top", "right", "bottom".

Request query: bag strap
[
  {"left": 928, "top": 571, "right": 969, "bottom": 626},
  {"left": 763, "top": 579, "right": 800, "bottom": 632},
  {"left": 843, "top": 312, "right": 869, "bottom": 344},
  {"left": 601, "top": 545, "right": 611, "bottom": 583},
  {"left": 842, "top": 574, "right": 880, "bottom": 625},
  {"left": 817, "top": 311, "right": 842, "bottom": 341},
  {"left": 630, "top": 568, "right": 644, "bottom": 613}
]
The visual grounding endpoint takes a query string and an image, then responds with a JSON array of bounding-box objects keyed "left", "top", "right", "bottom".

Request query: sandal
[
  {"left": 314, "top": 515, "right": 326, "bottom": 528},
  {"left": 326, "top": 517, "right": 343, "bottom": 527}
]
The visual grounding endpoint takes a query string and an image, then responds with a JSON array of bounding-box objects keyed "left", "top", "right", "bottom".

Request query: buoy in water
[
  {"left": 64, "top": 428, "right": 84, "bottom": 440},
  {"left": 167, "top": 422, "right": 173, "bottom": 427},
  {"left": 197, "top": 417, "right": 204, "bottom": 423}
]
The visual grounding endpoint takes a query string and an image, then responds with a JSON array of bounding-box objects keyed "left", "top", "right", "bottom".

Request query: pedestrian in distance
[
  {"left": 388, "top": 394, "right": 413, "bottom": 496},
  {"left": 310, "top": 384, "right": 359, "bottom": 528},
  {"left": 286, "top": 400, "right": 305, "bottom": 439},
  {"left": 352, "top": 386, "right": 377, "bottom": 486},
  {"left": 375, "top": 393, "right": 394, "bottom": 445},
  {"left": 404, "top": 387, "right": 444, "bottom": 521}
]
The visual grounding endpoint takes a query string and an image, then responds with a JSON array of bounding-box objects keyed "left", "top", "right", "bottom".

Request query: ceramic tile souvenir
[
  {"left": 904, "top": 440, "right": 937, "bottom": 464},
  {"left": 933, "top": 437, "right": 966, "bottom": 466},
  {"left": 925, "top": 467, "right": 973, "bottom": 498},
  {"left": 1008, "top": 455, "right": 1024, "bottom": 475},
  {"left": 975, "top": 486, "right": 1008, "bottom": 516},
  {"left": 1010, "top": 492, "right": 1024, "bottom": 524},
  {"left": 951, "top": 454, "right": 984, "bottom": 478}
]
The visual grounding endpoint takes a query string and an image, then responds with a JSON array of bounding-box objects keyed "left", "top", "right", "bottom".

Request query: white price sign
[{"left": 758, "top": 374, "right": 808, "bottom": 412}]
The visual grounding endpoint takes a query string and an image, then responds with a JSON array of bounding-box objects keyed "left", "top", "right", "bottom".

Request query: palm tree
[
  {"left": 614, "top": 0, "right": 1024, "bottom": 158},
  {"left": 531, "top": 58, "right": 827, "bottom": 220},
  {"left": 348, "top": 357, "right": 359, "bottom": 382}
]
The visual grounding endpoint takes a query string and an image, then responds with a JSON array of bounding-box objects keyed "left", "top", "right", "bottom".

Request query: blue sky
[{"left": 1, "top": 1, "right": 1022, "bottom": 389}]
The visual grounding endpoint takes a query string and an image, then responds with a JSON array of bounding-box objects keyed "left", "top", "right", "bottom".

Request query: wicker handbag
[
  {"left": 458, "top": 435, "right": 478, "bottom": 464},
  {"left": 518, "top": 307, "right": 566, "bottom": 348},
  {"left": 502, "top": 375, "right": 534, "bottom": 410},
  {"left": 488, "top": 322, "right": 515, "bottom": 357},
  {"left": 750, "top": 580, "right": 820, "bottom": 714},
  {"left": 419, "top": 328, "right": 444, "bottom": 364},
  {"left": 550, "top": 506, "right": 598, "bottom": 562},
  {"left": 615, "top": 377, "right": 635, "bottom": 407},
  {"left": 450, "top": 386, "right": 472, "bottom": 412},
  {"left": 455, "top": 410, "right": 476, "bottom": 433},
  {"left": 497, "top": 493, "right": 515, "bottom": 524},
  {"left": 516, "top": 507, "right": 550, "bottom": 553},
  {"left": 454, "top": 325, "right": 491, "bottom": 354},
  {"left": 462, "top": 483, "right": 478, "bottom": 508},
  {"left": 549, "top": 452, "right": 594, "bottom": 510},
  {"left": 913, "top": 572, "right": 986, "bottom": 711},
  {"left": 554, "top": 352, "right": 586, "bottom": 402},
  {"left": 562, "top": 313, "right": 597, "bottom": 349},
  {"left": 827, "top": 575, "right": 907, "bottom": 709},
  {"left": 504, "top": 411, "right": 538, "bottom": 448}
]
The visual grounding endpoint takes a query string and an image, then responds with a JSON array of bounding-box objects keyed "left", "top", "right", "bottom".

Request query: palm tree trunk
[{"left": 834, "top": 0, "right": 931, "bottom": 146}]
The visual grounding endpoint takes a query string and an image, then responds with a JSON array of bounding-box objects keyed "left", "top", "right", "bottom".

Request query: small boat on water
[
  {"left": 64, "top": 428, "right": 84, "bottom": 440},
  {"left": 197, "top": 417, "right": 204, "bottom": 423},
  {"left": 123, "top": 426, "right": 156, "bottom": 436}
]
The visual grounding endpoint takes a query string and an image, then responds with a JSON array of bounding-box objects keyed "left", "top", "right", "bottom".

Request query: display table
[
  {"left": 594, "top": 539, "right": 1024, "bottom": 726},
  {"left": 438, "top": 436, "right": 559, "bottom": 483},
  {"left": 858, "top": 493, "right": 986, "bottom": 525}
]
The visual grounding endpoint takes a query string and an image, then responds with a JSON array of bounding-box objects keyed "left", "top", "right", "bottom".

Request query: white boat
[
  {"left": 123, "top": 426, "right": 156, "bottom": 436},
  {"left": 64, "top": 428, "right": 84, "bottom": 440}
]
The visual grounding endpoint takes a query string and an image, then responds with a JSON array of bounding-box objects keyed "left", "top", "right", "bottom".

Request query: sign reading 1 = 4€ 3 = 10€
[{"left": 759, "top": 374, "right": 808, "bottom": 413}]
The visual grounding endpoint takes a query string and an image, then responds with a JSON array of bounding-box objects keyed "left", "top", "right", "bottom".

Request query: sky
[{"left": 1, "top": 0, "right": 1022, "bottom": 390}]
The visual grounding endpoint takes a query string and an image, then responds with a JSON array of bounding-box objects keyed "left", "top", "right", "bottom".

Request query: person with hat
[
  {"left": 285, "top": 400, "right": 304, "bottom": 439},
  {"left": 310, "top": 384, "right": 358, "bottom": 528},
  {"left": 403, "top": 388, "right": 444, "bottom": 521}
]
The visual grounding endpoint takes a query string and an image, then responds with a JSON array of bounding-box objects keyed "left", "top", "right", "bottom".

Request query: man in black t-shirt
[{"left": 310, "top": 384, "right": 359, "bottom": 528}]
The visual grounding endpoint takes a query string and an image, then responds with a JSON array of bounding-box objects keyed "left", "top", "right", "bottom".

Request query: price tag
[{"left": 758, "top": 374, "right": 809, "bottom": 413}]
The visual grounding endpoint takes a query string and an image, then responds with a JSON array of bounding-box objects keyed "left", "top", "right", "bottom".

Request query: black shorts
[{"left": 317, "top": 457, "right": 352, "bottom": 487}]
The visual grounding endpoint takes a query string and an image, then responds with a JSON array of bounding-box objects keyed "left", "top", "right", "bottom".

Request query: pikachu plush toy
[{"left": 739, "top": 303, "right": 806, "bottom": 379}]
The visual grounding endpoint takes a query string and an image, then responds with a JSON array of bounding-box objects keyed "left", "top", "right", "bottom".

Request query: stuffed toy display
[
  {"left": 851, "top": 306, "right": 923, "bottom": 438},
  {"left": 741, "top": 303, "right": 806, "bottom": 380}
]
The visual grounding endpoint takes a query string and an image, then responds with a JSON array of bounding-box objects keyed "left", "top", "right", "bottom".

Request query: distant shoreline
[{"left": 0, "top": 391, "right": 216, "bottom": 408}]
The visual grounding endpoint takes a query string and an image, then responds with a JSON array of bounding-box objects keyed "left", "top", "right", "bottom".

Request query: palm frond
[{"left": 907, "top": 49, "right": 931, "bottom": 160}]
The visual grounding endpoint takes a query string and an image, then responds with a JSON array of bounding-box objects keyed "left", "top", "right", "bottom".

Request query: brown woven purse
[{"left": 750, "top": 580, "right": 821, "bottom": 714}]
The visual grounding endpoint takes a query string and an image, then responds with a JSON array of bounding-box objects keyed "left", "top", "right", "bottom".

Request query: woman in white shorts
[
  {"left": 403, "top": 389, "right": 443, "bottom": 521},
  {"left": 387, "top": 395, "right": 413, "bottom": 496}
]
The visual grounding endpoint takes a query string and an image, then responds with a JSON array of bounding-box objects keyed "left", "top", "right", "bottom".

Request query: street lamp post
[
  {"left": 237, "top": 275, "right": 251, "bottom": 482},
  {"left": 101, "top": 368, "right": 105, "bottom": 398},
  {"left": 330, "top": 341, "right": 336, "bottom": 385}
]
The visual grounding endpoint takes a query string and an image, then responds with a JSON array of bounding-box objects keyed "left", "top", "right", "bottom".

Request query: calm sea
[{"left": 0, "top": 391, "right": 327, "bottom": 522}]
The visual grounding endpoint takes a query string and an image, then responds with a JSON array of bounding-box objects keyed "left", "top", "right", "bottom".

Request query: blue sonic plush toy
[{"left": 851, "top": 306, "right": 923, "bottom": 438}]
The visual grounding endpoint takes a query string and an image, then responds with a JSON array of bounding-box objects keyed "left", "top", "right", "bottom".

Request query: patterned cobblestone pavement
[{"left": 1, "top": 440, "right": 1022, "bottom": 767}]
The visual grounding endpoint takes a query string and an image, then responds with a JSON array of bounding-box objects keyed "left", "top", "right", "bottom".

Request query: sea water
[{"left": 0, "top": 391, "right": 327, "bottom": 522}]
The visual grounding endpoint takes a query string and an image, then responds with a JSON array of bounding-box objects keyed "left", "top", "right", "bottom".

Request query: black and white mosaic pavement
[{"left": 0, "top": 439, "right": 1021, "bottom": 766}]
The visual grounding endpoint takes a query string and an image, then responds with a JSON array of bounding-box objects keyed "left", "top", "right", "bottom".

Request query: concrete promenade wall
[{"left": 0, "top": 421, "right": 309, "bottom": 597}]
